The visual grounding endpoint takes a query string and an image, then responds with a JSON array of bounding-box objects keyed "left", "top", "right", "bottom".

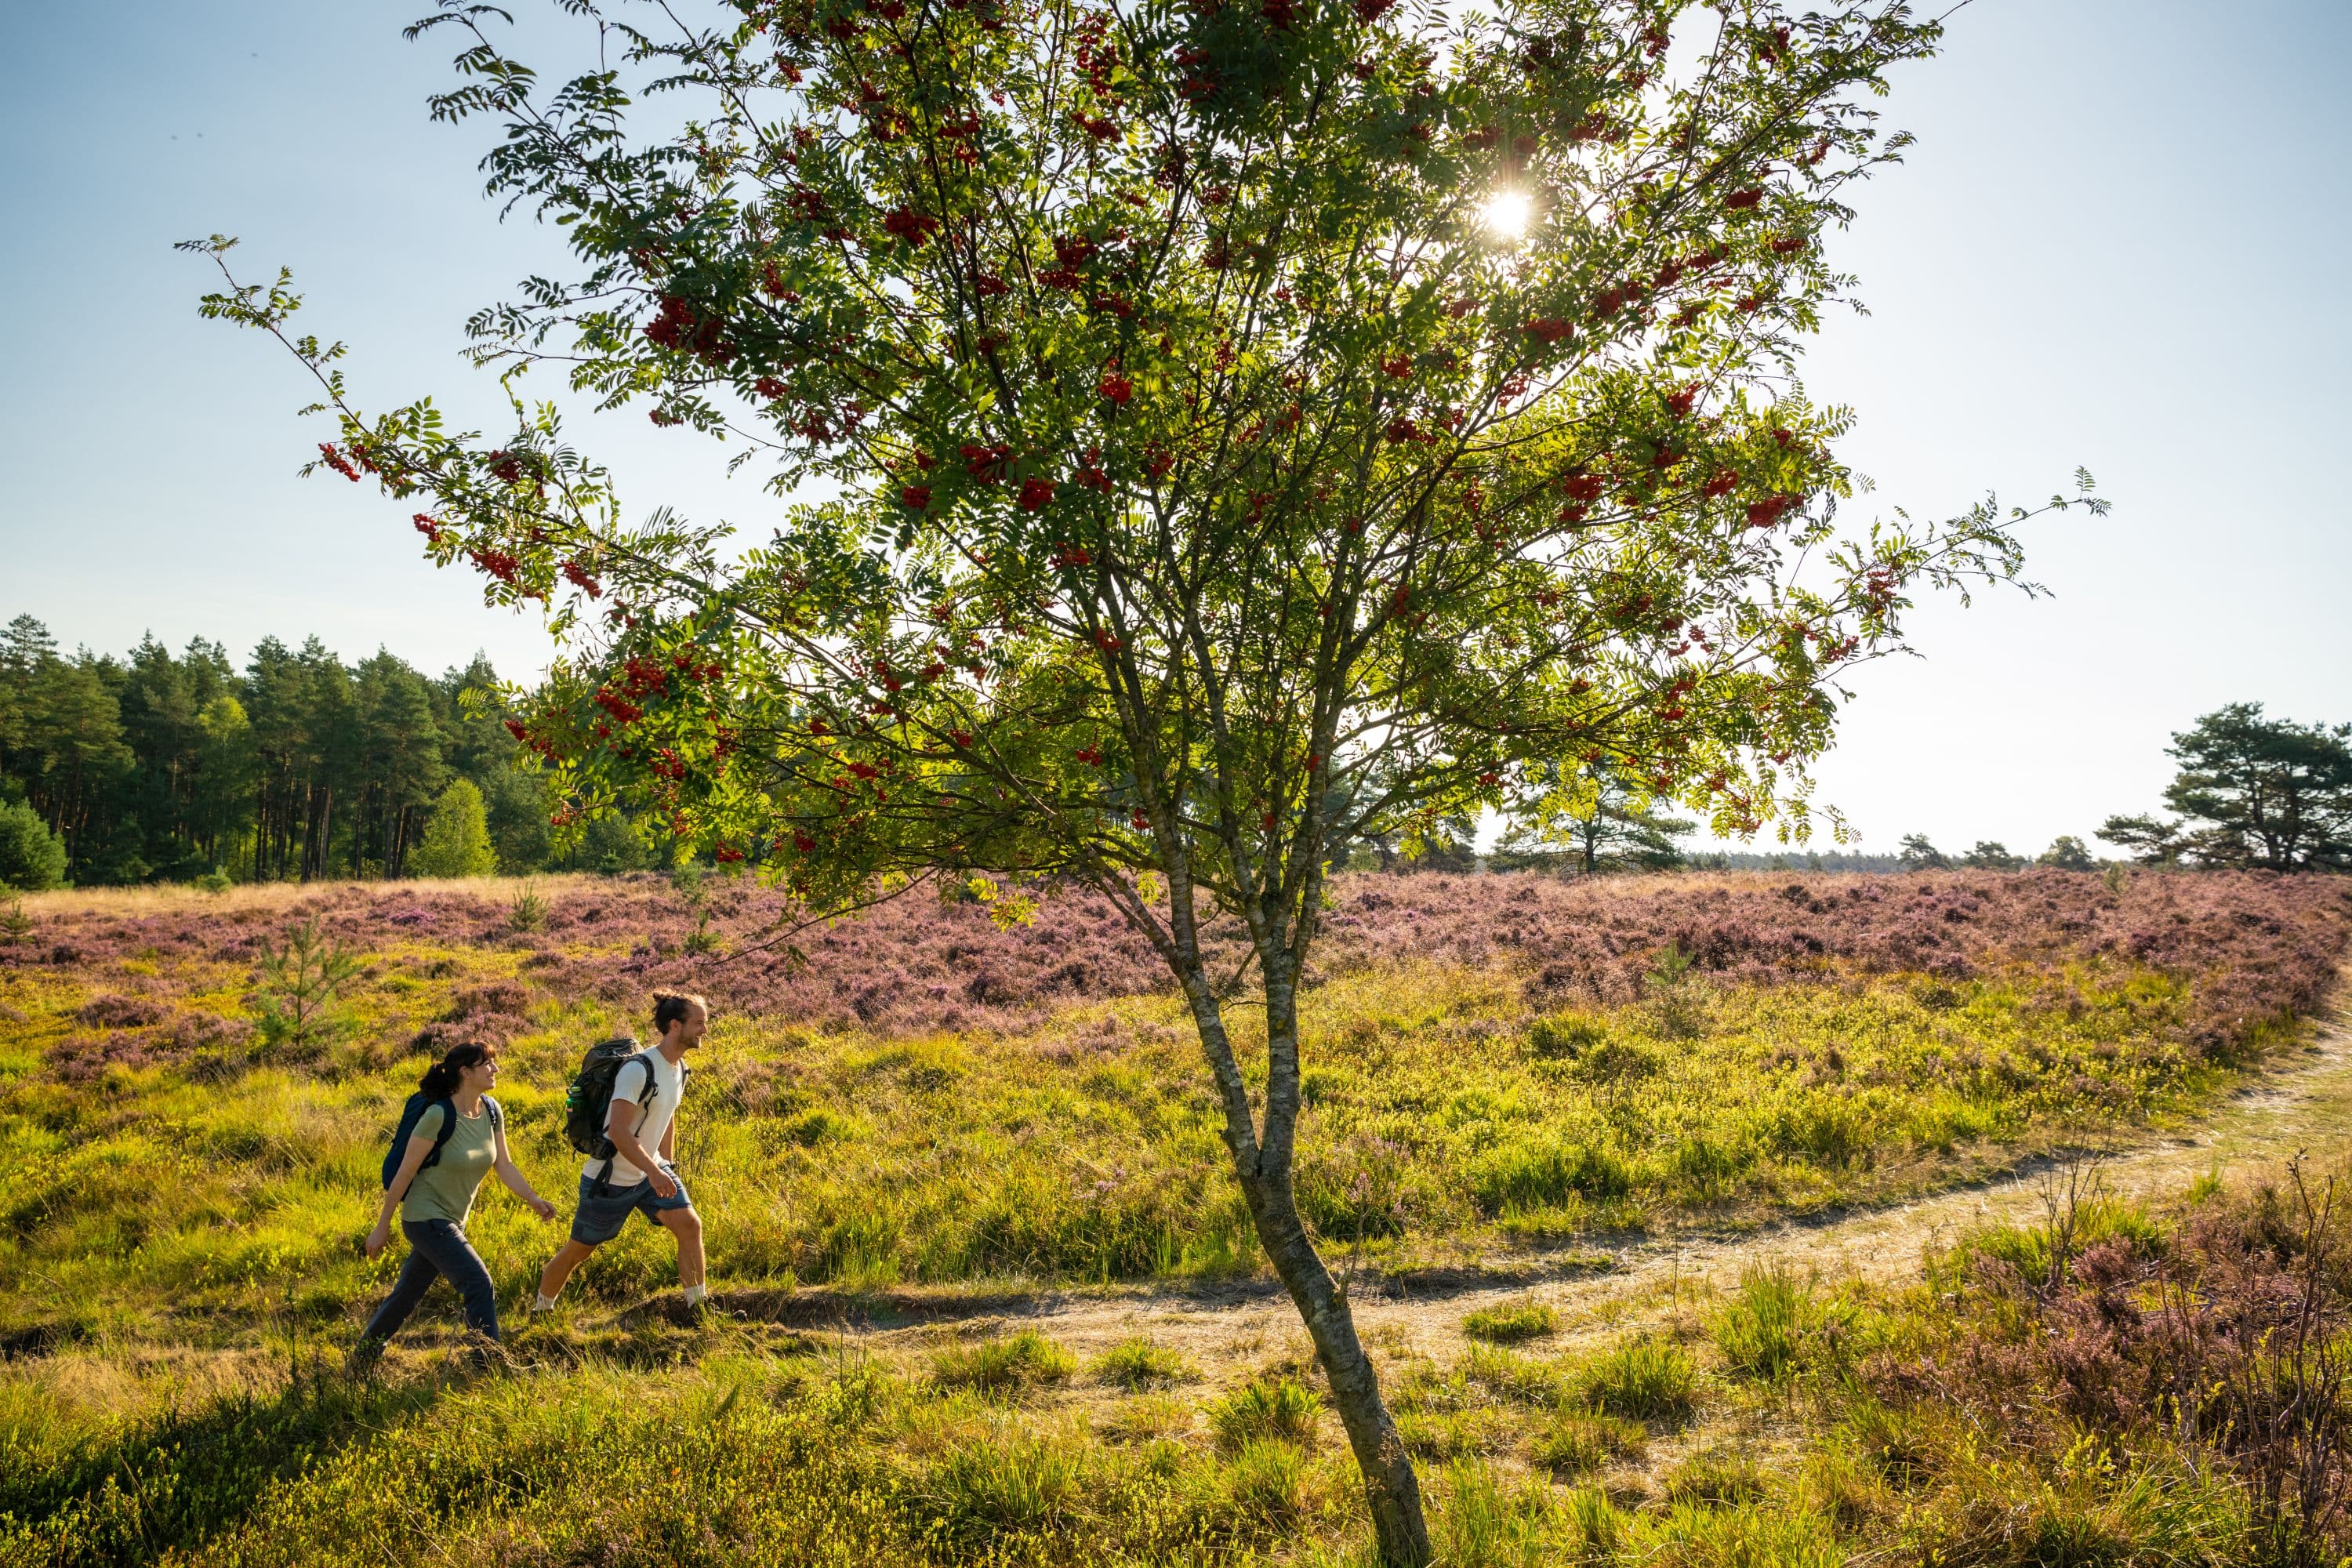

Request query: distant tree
[
  {"left": 409, "top": 778, "right": 497, "bottom": 878},
  {"left": 0, "top": 800, "right": 67, "bottom": 891},
  {"left": 193, "top": 694, "right": 259, "bottom": 874},
  {"left": 1960, "top": 840, "right": 2023, "bottom": 871},
  {"left": 1402, "top": 815, "right": 1483, "bottom": 874},
  {"left": 1898, "top": 833, "right": 1949, "bottom": 870},
  {"left": 1497, "top": 757, "right": 1693, "bottom": 873},
  {"left": 2036, "top": 835, "right": 2096, "bottom": 871},
  {"left": 2096, "top": 812, "right": 2181, "bottom": 866},
  {"left": 2100, "top": 703, "right": 2351, "bottom": 871}
]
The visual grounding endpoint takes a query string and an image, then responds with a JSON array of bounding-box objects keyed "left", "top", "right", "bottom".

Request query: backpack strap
[
  {"left": 596, "top": 1055, "right": 659, "bottom": 1185},
  {"left": 484, "top": 1095, "right": 503, "bottom": 1136},
  {"left": 422, "top": 1096, "right": 461, "bottom": 1171}
]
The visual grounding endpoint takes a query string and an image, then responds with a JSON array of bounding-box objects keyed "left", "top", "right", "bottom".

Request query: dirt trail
[{"left": 716, "top": 1003, "right": 2352, "bottom": 1379}]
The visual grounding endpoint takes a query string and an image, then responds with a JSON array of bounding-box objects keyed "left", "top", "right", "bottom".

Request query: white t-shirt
[{"left": 583, "top": 1049, "right": 685, "bottom": 1185}]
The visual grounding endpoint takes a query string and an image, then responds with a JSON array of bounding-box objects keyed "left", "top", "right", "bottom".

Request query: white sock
[
  {"left": 683, "top": 1284, "right": 709, "bottom": 1306},
  {"left": 532, "top": 1292, "right": 557, "bottom": 1312}
]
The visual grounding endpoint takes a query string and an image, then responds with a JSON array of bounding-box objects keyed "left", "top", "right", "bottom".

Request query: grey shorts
[{"left": 571, "top": 1169, "right": 694, "bottom": 1246}]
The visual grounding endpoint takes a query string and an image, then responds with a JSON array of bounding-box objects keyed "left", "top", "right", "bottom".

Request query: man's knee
[{"left": 664, "top": 1208, "right": 703, "bottom": 1243}]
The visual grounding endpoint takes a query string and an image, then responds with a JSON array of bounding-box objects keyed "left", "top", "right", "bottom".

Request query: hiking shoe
[{"left": 345, "top": 1336, "right": 387, "bottom": 1378}]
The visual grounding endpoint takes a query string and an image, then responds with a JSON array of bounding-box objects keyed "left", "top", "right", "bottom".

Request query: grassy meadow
[{"left": 2, "top": 868, "right": 2348, "bottom": 1564}]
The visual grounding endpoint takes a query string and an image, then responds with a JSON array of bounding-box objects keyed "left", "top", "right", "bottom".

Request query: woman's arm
[
  {"left": 367, "top": 1127, "right": 437, "bottom": 1258},
  {"left": 491, "top": 1109, "right": 557, "bottom": 1221}
]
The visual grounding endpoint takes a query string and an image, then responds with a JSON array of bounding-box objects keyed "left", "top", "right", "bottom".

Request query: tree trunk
[{"left": 1174, "top": 957, "right": 1432, "bottom": 1566}]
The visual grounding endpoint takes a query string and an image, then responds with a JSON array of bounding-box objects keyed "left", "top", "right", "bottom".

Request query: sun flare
[{"left": 1481, "top": 189, "right": 1531, "bottom": 241}]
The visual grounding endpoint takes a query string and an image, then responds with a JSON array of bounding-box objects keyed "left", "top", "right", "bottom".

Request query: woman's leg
[
  {"left": 406, "top": 1220, "right": 502, "bottom": 1341},
  {"left": 361, "top": 1232, "right": 442, "bottom": 1343}
]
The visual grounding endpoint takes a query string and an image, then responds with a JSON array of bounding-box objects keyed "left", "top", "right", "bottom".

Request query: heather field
[{"left": 4, "top": 868, "right": 2351, "bottom": 1566}]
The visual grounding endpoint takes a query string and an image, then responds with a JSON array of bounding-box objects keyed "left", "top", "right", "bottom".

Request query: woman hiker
[{"left": 357, "top": 1040, "right": 557, "bottom": 1360}]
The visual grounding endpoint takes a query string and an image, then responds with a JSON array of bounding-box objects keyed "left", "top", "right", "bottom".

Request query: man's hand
[{"left": 648, "top": 1167, "right": 679, "bottom": 1200}]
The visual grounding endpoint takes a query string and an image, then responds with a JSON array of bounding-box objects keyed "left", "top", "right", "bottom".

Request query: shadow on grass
[{"left": 2, "top": 1358, "right": 447, "bottom": 1567}]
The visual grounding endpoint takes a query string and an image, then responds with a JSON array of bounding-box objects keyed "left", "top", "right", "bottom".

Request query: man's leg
[
  {"left": 535, "top": 1239, "right": 599, "bottom": 1306},
  {"left": 538, "top": 1176, "right": 626, "bottom": 1309},
  {"left": 658, "top": 1206, "right": 706, "bottom": 1302}
]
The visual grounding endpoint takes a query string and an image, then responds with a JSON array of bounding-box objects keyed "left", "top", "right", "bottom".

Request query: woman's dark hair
[
  {"left": 652, "top": 991, "right": 706, "bottom": 1035},
  {"left": 419, "top": 1042, "right": 497, "bottom": 1098}
]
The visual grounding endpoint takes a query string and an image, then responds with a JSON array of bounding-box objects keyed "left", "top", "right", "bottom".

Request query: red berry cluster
[{"left": 642, "top": 296, "right": 731, "bottom": 365}]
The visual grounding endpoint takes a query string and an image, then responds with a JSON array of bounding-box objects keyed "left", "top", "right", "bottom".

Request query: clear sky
[{"left": 2, "top": 2, "right": 2346, "bottom": 859}]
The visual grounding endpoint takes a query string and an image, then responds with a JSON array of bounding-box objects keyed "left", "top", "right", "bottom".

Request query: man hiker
[{"left": 534, "top": 990, "right": 710, "bottom": 1315}]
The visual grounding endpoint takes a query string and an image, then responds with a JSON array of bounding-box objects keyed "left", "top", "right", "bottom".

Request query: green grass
[
  {"left": 1461, "top": 1298, "right": 1559, "bottom": 1344},
  {"left": 0, "top": 934, "right": 2265, "bottom": 1372},
  {"left": 1528, "top": 1410, "right": 1648, "bottom": 1478},
  {"left": 1575, "top": 1338, "right": 1698, "bottom": 1424},
  {"left": 1709, "top": 1261, "right": 1849, "bottom": 1382},
  {"left": 1093, "top": 1337, "right": 1195, "bottom": 1392},
  {"left": 931, "top": 1330, "right": 1078, "bottom": 1395},
  {"left": 1207, "top": 1377, "right": 1323, "bottom": 1453},
  {"left": 1, "top": 884, "right": 2340, "bottom": 1566}
]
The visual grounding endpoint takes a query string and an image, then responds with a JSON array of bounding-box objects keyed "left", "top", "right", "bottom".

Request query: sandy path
[{"left": 703, "top": 1002, "right": 2352, "bottom": 1381}]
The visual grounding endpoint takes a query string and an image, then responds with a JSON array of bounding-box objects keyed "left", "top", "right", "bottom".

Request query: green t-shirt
[{"left": 401, "top": 1098, "right": 501, "bottom": 1228}]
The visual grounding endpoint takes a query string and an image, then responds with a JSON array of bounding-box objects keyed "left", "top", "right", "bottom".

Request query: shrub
[
  {"left": 930, "top": 1330, "right": 1076, "bottom": 1395},
  {"left": 1091, "top": 1337, "right": 1192, "bottom": 1392},
  {"left": 0, "top": 801, "right": 67, "bottom": 891},
  {"left": 408, "top": 779, "right": 497, "bottom": 878},
  {"left": 507, "top": 880, "right": 549, "bottom": 931},
  {"left": 1463, "top": 1298, "right": 1559, "bottom": 1343},
  {"left": 253, "top": 916, "right": 359, "bottom": 1060},
  {"left": 1577, "top": 1337, "right": 1697, "bottom": 1423},
  {"left": 1208, "top": 1376, "right": 1322, "bottom": 1452}
]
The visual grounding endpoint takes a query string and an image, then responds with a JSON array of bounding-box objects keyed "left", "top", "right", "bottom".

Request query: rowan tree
[{"left": 188, "top": 0, "right": 2103, "bottom": 1555}]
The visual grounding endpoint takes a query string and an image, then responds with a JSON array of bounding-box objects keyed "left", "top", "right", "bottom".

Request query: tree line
[
  {"left": 0, "top": 614, "right": 662, "bottom": 889},
  {"left": 4, "top": 615, "right": 2337, "bottom": 891}
]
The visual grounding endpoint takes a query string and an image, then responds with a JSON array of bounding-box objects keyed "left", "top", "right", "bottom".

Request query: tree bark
[{"left": 1171, "top": 953, "right": 1431, "bottom": 1566}]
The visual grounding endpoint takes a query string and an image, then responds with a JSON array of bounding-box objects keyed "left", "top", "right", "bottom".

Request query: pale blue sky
[{"left": 2, "top": 2, "right": 2346, "bottom": 857}]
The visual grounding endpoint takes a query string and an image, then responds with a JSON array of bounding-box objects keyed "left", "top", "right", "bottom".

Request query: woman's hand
[
  {"left": 530, "top": 1195, "right": 557, "bottom": 1222},
  {"left": 364, "top": 1220, "right": 391, "bottom": 1260}
]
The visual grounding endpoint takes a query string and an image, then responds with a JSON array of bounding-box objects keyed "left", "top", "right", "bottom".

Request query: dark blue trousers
[{"left": 362, "top": 1218, "right": 500, "bottom": 1342}]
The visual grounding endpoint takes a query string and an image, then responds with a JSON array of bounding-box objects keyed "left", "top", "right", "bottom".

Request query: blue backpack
[{"left": 380, "top": 1094, "right": 499, "bottom": 1189}]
